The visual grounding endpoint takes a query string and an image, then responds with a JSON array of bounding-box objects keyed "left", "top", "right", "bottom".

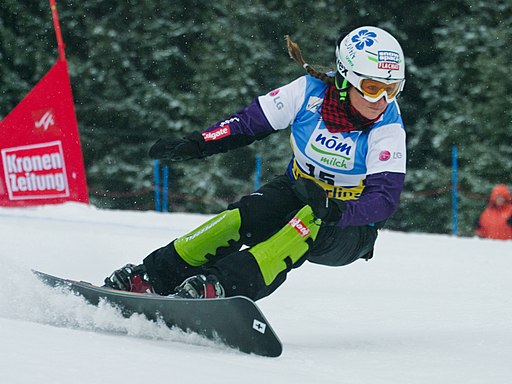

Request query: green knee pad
[
  {"left": 249, "top": 205, "right": 320, "bottom": 286},
  {"left": 174, "top": 209, "right": 242, "bottom": 266}
]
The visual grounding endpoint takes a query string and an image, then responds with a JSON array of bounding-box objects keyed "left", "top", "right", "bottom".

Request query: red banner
[{"left": 0, "top": 60, "right": 89, "bottom": 206}]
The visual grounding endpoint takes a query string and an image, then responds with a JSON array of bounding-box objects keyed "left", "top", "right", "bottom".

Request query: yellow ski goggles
[
  {"left": 337, "top": 69, "right": 405, "bottom": 103},
  {"left": 357, "top": 78, "right": 404, "bottom": 103}
]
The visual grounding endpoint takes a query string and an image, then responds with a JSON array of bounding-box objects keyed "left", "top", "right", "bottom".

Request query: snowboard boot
[
  {"left": 103, "top": 263, "right": 155, "bottom": 294},
  {"left": 173, "top": 274, "right": 225, "bottom": 299}
]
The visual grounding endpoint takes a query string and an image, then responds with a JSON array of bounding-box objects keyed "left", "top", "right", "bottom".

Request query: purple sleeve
[
  {"left": 203, "top": 98, "right": 275, "bottom": 137},
  {"left": 336, "top": 172, "right": 405, "bottom": 228}
]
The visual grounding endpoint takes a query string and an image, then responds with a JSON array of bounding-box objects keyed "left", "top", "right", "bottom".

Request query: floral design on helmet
[{"left": 351, "top": 29, "right": 377, "bottom": 50}]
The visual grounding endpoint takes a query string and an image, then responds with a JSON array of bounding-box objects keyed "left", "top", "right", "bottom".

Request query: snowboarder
[{"left": 104, "top": 26, "right": 407, "bottom": 301}]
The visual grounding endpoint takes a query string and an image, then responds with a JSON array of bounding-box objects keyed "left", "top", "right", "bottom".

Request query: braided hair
[
  {"left": 285, "top": 35, "right": 350, "bottom": 99},
  {"left": 285, "top": 35, "right": 335, "bottom": 86}
]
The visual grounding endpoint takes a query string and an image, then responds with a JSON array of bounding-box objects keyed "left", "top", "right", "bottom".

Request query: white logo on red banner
[
  {"left": 34, "top": 110, "right": 55, "bottom": 131},
  {"left": 1, "top": 141, "right": 69, "bottom": 200}
]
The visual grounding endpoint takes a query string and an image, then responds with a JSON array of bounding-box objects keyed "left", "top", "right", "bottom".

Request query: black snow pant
[{"left": 143, "top": 175, "right": 378, "bottom": 300}]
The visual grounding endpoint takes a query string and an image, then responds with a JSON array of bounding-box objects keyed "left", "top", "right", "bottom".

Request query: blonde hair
[{"left": 285, "top": 35, "right": 335, "bottom": 86}]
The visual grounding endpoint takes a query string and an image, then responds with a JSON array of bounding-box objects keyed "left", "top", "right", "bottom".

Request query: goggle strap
[{"left": 335, "top": 76, "right": 349, "bottom": 101}]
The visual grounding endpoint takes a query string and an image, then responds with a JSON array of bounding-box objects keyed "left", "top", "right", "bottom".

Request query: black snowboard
[{"left": 33, "top": 270, "right": 282, "bottom": 357}]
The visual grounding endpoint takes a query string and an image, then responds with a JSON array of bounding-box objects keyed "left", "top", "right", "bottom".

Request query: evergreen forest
[{"left": 1, "top": 0, "right": 511, "bottom": 236}]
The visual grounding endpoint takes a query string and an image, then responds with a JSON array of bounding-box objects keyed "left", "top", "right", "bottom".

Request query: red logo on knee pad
[{"left": 288, "top": 217, "right": 311, "bottom": 238}]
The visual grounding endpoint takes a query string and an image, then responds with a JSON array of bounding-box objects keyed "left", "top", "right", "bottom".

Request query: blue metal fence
[{"left": 154, "top": 157, "right": 263, "bottom": 212}]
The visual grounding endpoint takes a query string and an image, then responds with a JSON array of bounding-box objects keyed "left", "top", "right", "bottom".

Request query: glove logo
[{"left": 202, "top": 127, "right": 230, "bottom": 142}]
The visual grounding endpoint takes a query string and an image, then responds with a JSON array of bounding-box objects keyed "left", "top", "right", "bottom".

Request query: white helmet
[{"left": 335, "top": 26, "right": 405, "bottom": 102}]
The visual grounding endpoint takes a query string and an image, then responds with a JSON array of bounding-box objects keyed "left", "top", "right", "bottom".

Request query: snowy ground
[{"left": 0, "top": 203, "right": 511, "bottom": 384}]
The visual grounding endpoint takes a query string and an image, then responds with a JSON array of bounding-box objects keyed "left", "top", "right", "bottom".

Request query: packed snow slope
[{"left": 0, "top": 203, "right": 511, "bottom": 384}]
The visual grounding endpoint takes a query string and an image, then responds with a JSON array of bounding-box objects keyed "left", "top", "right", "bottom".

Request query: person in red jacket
[{"left": 474, "top": 184, "right": 512, "bottom": 240}]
